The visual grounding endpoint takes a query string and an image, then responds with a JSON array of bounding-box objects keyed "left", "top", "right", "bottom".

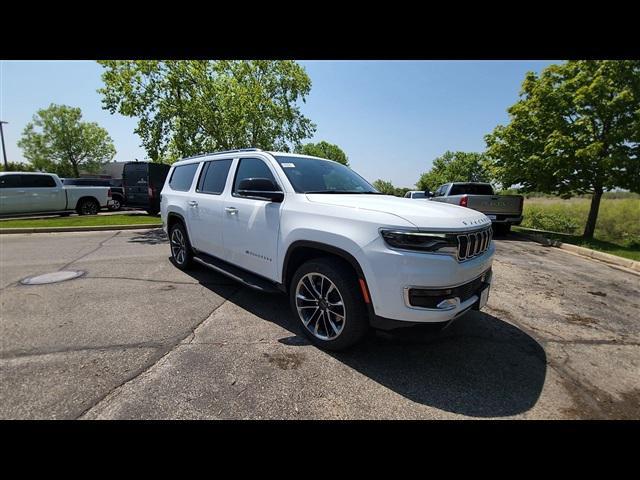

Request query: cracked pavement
[{"left": 1, "top": 229, "right": 638, "bottom": 419}]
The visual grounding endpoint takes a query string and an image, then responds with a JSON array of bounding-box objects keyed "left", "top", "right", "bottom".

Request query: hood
[{"left": 305, "top": 194, "right": 491, "bottom": 231}]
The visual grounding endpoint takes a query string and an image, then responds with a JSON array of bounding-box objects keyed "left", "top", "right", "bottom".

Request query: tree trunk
[
  {"left": 72, "top": 161, "right": 80, "bottom": 178},
  {"left": 583, "top": 189, "right": 603, "bottom": 239}
]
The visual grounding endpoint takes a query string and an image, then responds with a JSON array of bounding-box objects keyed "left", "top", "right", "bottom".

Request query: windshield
[{"left": 274, "top": 156, "right": 379, "bottom": 194}]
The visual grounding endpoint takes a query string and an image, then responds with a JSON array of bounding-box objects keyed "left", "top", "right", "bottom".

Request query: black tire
[
  {"left": 494, "top": 223, "right": 511, "bottom": 236},
  {"left": 289, "top": 257, "right": 369, "bottom": 351},
  {"left": 147, "top": 208, "right": 160, "bottom": 216},
  {"left": 76, "top": 198, "right": 100, "bottom": 216},
  {"left": 169, "top": 222, "right": 193, "bottom": 270},
  {"left": 108, "top": 196, "right": 123, "bottom": 211}
]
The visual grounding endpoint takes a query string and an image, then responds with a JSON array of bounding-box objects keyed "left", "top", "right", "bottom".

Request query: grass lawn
[
  {"left": 0, "top": 214, "right": 162, "bottom": 229},
  {"left": 517, "top": 196, "right": 640, "bottom": 261},
  {"left": 513, "top": 227, "right": 640, "bottom": 261}
]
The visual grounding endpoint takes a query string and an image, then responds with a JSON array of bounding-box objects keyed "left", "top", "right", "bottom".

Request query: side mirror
[
  {"left": 237, "top": 178, "right": 284, "bottom": 202},
  {"left": 425, "top": 190, "right": 435, "bottom": 198}
]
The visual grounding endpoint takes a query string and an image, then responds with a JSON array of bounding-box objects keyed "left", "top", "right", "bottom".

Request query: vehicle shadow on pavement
[
  {"left": 186, "top": 267, "right": 547, "bottom": 418},
  {"left": 128, "top": 228, "right": 168, "bottom": 245}
]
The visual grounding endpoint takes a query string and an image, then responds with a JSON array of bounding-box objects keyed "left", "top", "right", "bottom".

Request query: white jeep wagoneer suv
[{"left": 161, "top": 148, "right": 494, "bottom": 350}]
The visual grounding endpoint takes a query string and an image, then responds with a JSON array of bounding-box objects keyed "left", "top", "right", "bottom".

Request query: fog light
[{"left": 436, "top": 298, "right": 459, "bottom": 310}]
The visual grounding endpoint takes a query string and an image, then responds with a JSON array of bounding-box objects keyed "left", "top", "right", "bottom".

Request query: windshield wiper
[{"left": 304, "top": 190, "right": 382, "bottom": 194}]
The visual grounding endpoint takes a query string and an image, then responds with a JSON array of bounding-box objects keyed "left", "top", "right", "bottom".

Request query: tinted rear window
[
  {"left": 169, "top": 163, "right": 199, "bottom": 192},
  {"left": 22, "top": 175, "right": 56, "bottom": 188},
  {"left": 197, "top": 159, "right": 232, "bottom": 194},
  {"left": 411, "top": 192, "right": 426, "bottom": 198},
  {"left": 123, "top": 163, "right": 149, "bottom": 186},
  {"left": 449, "top": 184, "right": 494, "bottom": 195}
]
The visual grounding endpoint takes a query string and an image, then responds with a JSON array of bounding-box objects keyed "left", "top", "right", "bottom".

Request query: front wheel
[
  {"left": 108, "top": 197, "right": 123, "bottom": 211},
  {"left": 289, "top": 257, "right": 369, "bottom": 351},
  {"left": 76, "top": 198, "right": 100, "bottom": 215}
]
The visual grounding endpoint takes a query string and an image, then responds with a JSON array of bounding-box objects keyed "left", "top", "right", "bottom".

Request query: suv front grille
[{"left": 457, "top": 226, "right": 492, "bottom": 261}]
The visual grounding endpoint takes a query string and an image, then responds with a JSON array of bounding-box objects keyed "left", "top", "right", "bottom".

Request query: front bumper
[{"left": 360, "top": 237, "right": 495, "bottom": 324}]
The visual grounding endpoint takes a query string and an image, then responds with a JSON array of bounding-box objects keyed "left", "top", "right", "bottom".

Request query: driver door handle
[
  {"left": 225, "top": 207, "right": 238, "bottom": 215},
  {"left": 188, "top": 200, "right": 198, "bottom": 207}
]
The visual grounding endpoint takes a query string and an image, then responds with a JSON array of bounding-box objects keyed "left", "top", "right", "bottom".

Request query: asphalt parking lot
[{"left": 1, "top": 229, "right": 638, "bottom": 419}]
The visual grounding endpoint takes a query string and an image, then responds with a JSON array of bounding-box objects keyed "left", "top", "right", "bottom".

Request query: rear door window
[
  {"left": 169, "top": 163, "right": 199, "bottom": 192},
  {"left": 197, "top": 159, "right": 233, "bottom": 195},
  {"left": 22, "top": 175, "right": 56, "bottom": 188}
]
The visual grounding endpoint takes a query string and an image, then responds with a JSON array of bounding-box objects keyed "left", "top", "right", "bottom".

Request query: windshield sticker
[{"left": 281, "top": 162, "right": 296, "bottom": 168}]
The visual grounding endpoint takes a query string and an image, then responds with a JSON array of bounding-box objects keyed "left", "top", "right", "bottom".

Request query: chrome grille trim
[{"left": 457, "top": 226, "right": 492, "bottom": 261}]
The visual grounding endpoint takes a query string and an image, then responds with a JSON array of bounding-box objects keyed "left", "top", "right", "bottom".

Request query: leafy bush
[{"left": 522, "top": 207, "right": 580, "bottom": 233}]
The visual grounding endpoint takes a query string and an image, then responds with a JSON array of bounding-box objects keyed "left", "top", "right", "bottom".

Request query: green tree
[
  {"left": 372, "top": 179, "right": 395, "bottom": 194},
  {"left": 98, "top": 60, "right": 316, "bottom": 163},
  {"left": 296, "top": 140, "right": 349, "bottom": 166},
  {"left": 0, "top": 161, "right": 36, "bottom": 172},
  {"left": 485, "top": 60, "right": 640, "bottom": 239},
  {"left": 416, "top": 151, "right": 493, "bottom": 192},
  {"left": 18, "top": 104, "right": 116, "bottom": 177},
  {"left": 394, "top": 186, "right": 412, "bottom": 197}
]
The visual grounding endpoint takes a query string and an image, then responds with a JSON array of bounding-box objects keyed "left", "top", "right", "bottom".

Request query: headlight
[{"left": 380, "top": 229, "right": 458, "bottom": 255}]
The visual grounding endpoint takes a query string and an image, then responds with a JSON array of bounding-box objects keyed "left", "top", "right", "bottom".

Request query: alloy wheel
[
  {"left": 171, "top": 228, "right": 186, "bottom": 265},
  {"left": 295, "top": 272, "right": 346, "bottom": 340}
]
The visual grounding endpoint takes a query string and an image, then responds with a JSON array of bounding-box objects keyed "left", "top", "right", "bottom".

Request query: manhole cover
[{"left": 20, "top": 270, "right": 86, "bottom": 285}]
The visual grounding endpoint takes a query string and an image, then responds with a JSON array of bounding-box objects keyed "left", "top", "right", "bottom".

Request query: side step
[{"left": 192, "top": 252, "right": 282, "bottom": 294}]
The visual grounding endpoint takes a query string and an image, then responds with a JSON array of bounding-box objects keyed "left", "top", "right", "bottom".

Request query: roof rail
[{"left": 181, "top": 148, "right": 263, "bottom": 161}]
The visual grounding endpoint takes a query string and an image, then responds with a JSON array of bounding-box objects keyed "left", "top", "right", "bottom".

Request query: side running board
[{"left": 193, "top": 253, "right": 281, "bottom": 294}]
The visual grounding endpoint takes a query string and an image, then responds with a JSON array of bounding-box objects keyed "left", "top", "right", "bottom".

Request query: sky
[{"left": 0, "top": 60, "right": 557, "bottom": 187}]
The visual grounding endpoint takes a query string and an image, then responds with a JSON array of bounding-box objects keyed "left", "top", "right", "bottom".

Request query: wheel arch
[
  {"left": 167, "top": 211, "right": 187, "bottom": 230},
  {"left": 75, "top": 195, "right": 100, "bottom": 206},
  {"left": 281, "top": 241, "right": 373, "bottom": 314}
]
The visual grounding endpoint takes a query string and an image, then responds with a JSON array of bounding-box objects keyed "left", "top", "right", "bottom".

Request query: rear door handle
[
  {"left": 225, "top": 207, "right": 238, "bottom": 215},
  {"left": 188, "top": 200, "right": 198, "bottom": 207}
]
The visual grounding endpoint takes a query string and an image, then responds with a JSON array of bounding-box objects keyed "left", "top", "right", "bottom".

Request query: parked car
[
  {"left": 0, "top": 172, "right": 111, "bottom": 216},
  {"left": 161, "top": 148, "right": 494, "bottom": 351},
  {"left": 428, "top": 182, "right": 524, "bottom": 235},
  {"left": 61, "top": 177, "right": 124, "bottom": 211},
  {"left": 122, "top": 162, "right": 170, "bottom": 215},
  {"left": 404, "top": 190, "right": 428, "bottom": 199}
]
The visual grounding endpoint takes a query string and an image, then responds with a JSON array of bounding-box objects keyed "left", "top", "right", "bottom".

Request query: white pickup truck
[
  {"left": 161, "top": 149, "right": 495, "bottom": 350},
  {"left": 0, "top": 172, "right": 112, "bottom": 216}
]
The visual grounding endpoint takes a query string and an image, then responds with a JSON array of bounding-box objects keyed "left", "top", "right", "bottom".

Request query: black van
[{"left": 122, "top": 162, "right": 171, "bottom": 215}]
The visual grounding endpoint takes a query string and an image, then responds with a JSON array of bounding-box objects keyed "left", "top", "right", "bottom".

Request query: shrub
[{"left": 522, "top": 207, "right": 580, "bottom": 233}]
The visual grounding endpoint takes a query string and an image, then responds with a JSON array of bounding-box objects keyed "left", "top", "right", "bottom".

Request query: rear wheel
[
  {"left": 289, "top": 257, "right": 369, "bottom": 351},
  {"left": 147, "top": 208, "right": 160, "bottom": 216},
  {"left": 76, "top": 198, "right": 99, "bottom": 215},
  {"left": 169, "top": 222, "right": 193, "bottom": 270}
]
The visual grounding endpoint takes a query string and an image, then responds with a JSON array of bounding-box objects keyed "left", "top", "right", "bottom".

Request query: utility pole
[{"left": 0, "top": 121, "right": 7, "bottom": 170}]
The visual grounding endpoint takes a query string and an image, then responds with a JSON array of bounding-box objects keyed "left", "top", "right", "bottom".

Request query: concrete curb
[
  {"left": 514, "top": 230, "right": 640, "bottom": 275},
  {"left": 0, "top": 224, "right": 162, "bottom": 234}
]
